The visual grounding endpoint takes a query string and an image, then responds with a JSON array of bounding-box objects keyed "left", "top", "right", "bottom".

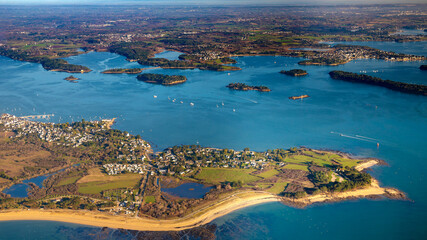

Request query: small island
[
  {"left": 64, "top": 75, "right": 79, "bottom": 83},
  {"left": 329, "top": 71, "right": 427, "bottom": 96},
  {"left": 102, "top": 68, "right": 143, "bottom": 74},
  {"left": 226, "top": 83, "right": 271, "bottom": 92},
  {"left": 280, "top": 69, "right": 308, "bottom": 76},
  {"left": 420, "top": 65, "right": 427, "bottom": 71},
  {"left": 289, "top": 95, "right": 310, "bottom": 100},
  {"left": 136, "top": 73, "right": 187, "bottom": 85}
]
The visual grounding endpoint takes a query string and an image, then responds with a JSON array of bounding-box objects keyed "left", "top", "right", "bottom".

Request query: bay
[{"left": 0, "top": 42, "right": 426, "bottom": 239}]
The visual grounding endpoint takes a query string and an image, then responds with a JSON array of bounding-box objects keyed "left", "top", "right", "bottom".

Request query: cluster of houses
[
  {"left": 156, "top": 147, "right": 271, "bottom": 175},
  {"left": 1, "top": 114, "right": 284, "bottom": 178},
  {"left": 0, "top": 114, "right": 151, "bottom": 154},
  {"left": 192, "top": 50, "right": 221, "bottom": 61},
  {"left": 103, "top": 164, "right": 145, "bottom": 175},
  {"left": 308, "top": 45, "right": 425, "bottom": 62},
  {"left": 0, "top": 114, "right": 96, "bottom": 146}
]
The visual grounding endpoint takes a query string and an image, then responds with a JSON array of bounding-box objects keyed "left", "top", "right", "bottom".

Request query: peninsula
[
  {"left": 226, "top": 83, "right": 271, "bottom": 92},
  {"left": 329, "top": 71, "right": 427, "bottom": 96},
  {"left": 0, "top": 47, "right": 91, "bottom": 73},
  {"left": 280, "top": 69, "right": 308, "bottom": 76},
  {"left": 136, "top": 73, "right": 187, "bottom": 85},
  {"left": 0, "top": 114, "right": 406, "bottom": 231}
]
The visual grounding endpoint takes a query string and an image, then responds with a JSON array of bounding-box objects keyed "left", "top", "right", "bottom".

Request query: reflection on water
[
  {"left": 3, "top": 174, "right": 51, "bottom": 198},
  {"left": 162, "top": 182, "right": 213, "bottom": 198}
]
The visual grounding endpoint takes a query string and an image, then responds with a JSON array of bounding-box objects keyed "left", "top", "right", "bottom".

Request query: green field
[
  {"left": 194, "top": 168, "right": 261, "bottom": 184},
  {"left": 256, "top": 169, "right": 280, "bottom": 178},
  {"left": 282, "top": 164, "right": 309, "bottom": 171},
  {"left": 144, "top": 195, "right": 156, "bottom": 203},
  {"left": 256, "top": 183, "right": 273, "bottom": 189},
  {"left": 266, "top": 182, "right": 289, "bottom": 194},
  {"left": 57, "top": 175, "right": 81, "bottom": 186},
  {"left": 78, "top": 174, "right": 141, "bottom": 194},
  {"left": 283, "top": 150, "right": 360, "bottom": 168},
  {"left": 56, "top": 170, "right": 84, "bottom": 186}
]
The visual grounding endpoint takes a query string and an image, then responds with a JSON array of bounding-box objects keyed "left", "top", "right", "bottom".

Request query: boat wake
[
  {"left": 234, "top": 96, "right": 258, "bottom": 104},
  {"left": 330, "top": 131, "right": 378, "bottom": 143}
]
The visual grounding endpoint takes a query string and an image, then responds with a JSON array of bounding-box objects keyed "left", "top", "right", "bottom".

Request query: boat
[
  {"left": 153, "top": 95, "right": 157, "bottom": 98},
  {"left": 289, "top": 95, "right": 310, "bottom": 100},
  {"left": 190, "top": 102, "right": 194, "bottom": 106}
]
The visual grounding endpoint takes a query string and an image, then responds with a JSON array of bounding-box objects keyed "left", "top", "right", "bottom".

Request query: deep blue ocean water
[{"left": 0, "top": 41, "right": 426, "bottom": 239}]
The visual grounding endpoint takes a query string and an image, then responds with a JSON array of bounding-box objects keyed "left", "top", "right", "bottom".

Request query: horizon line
[{"left": 0, "top": 2, "right": 426, "bottom": 6}]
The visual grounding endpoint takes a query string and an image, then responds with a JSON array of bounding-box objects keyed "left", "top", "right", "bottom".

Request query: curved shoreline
[
  {"left": 0, "top": 181, "right": 406, "bottom": 231},
  {"left": 0, "top": 191, "right": 279, "bottom": 231},
  {"left": 0, "top": 155, "right": 406, "bottom": 231}
]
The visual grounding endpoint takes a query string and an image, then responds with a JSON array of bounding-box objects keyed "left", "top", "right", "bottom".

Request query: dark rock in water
[
  {"left": 57, "top": 223, "right": 217, "bottom": 240},
  {"left": 420, "top": 65, "right": 427, "bottom": 70},
  {"left": 64, "top": 75, "right": 79, "bottom": 83}
]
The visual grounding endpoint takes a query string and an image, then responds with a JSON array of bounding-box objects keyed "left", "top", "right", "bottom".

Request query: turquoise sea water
[{"left": 0, "top": 42, "right": 426, "bottom": 239}]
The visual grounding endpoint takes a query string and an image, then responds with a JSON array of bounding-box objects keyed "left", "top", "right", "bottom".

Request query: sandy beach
[
  {"left": 0, "top": 191, "right": 279, "bottom": 231},
  {"left": 291, "top": 179, "right": 403, "bottom": 206},
  {"left": 0, "top": 160, "right": 405, "bottom": 231},
  {"left": 355, "top": 159, "right": 379, "bottom": 171}
]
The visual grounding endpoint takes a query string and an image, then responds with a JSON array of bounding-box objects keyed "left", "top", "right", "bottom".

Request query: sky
[{"left": 0, "top": 0, "right": 426, "bottom": 5}]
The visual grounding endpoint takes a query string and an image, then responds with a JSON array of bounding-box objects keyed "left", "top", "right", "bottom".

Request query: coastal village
[
  {"left": 0, "top": 114, "right": 277, "bottom": 178},
  {"left": 0, "top": 114, "right": 405, "bottom": 222},
  {"left": 296, "top": 44, "right": 426, "bottom": 65},
  {"left": 0, "top": 113, "right": 150, "bottom": 156}
]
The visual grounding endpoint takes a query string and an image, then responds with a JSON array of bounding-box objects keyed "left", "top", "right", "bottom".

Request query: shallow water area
[{"left": 3, "top": 174, "right": 51, "bottom": 198}]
